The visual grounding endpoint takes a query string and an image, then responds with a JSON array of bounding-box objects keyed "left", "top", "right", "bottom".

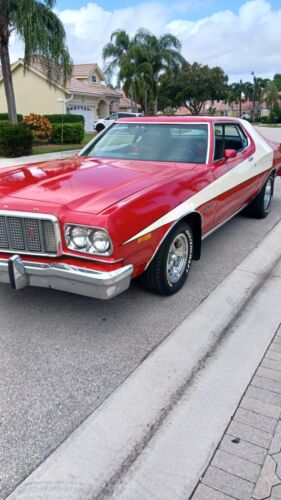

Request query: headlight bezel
[{"left": 64, "top": 224, "right": 113, "bottom": 256}]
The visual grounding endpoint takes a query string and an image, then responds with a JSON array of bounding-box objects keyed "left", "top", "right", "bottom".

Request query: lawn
[{"left": 32, "top": 132, "right": 95, "bottom": 155}]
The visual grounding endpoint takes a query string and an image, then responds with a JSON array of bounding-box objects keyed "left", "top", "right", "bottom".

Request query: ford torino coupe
[{"left": 0, "top": 117, "right": 280, "bottom": 299}]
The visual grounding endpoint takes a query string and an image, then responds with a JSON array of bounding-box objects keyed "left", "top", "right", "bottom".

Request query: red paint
[{"left": 0, "top": 117, "right": 280, "bottom": 279}]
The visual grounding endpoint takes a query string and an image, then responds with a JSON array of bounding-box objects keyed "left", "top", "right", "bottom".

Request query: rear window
[{"left": 83, "top": 123, "right": 209, "bottom": 164}]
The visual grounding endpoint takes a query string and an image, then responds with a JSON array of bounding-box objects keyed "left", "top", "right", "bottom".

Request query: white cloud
[{"left": 7, "top": 0, "right": 281, "bottom": 82}]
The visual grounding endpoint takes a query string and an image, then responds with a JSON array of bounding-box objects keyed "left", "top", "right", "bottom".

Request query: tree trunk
[
  {"left": 153, "top": 95, "right": 158, "bottom": 115},
  {"left": 0, "top": 32, "right": 18, "bottom": 124},
  {"left": 144, "top": 87, "right": 147, "bottom": 116}
]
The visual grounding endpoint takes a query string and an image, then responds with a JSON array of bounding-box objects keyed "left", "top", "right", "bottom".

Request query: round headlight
[
  {"left": 70, "top": 227, "right": 88, "bottom": 249},
  {"left": 91, "top": 230, "right": 110, "bottom": 253}
]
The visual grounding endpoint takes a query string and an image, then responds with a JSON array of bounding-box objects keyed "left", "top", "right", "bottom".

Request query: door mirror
[{"left": 224, "top": 149, "right": 237, "bottom": 159}]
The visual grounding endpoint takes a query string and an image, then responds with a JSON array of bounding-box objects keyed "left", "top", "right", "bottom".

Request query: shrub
[
  {"left": 0, "top": 113, "right": 23, "bottom": 122},
  {"left": 0, "top": 124, "right": 33, "bottom": 157},
  {"left": 45, "top": 114, "right": 85, "bottom": 126},
  {"left": 51, "top": 123, "right": 84, "bottom": 144},
  {"left": 22, "top": 113, "right": 52, "bottom": 141},
  {"left": 0, "top": 120, "right": 10, "bottom": 128}
]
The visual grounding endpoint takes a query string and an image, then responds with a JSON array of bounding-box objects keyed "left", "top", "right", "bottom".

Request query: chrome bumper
[{"left": 0, "top": 256, "right": 133, "bottom": 300}]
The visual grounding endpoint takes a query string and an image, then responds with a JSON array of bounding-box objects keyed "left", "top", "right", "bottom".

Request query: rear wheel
[
  {"left": 140, "top": 222, "right": 193, "bottom": 295},
  {"left": 243, "top": 173, "right": 275, "bottom": 219}
]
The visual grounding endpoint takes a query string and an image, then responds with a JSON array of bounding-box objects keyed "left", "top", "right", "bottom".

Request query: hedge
[
  {"left": 0, "top": 124, "right": 33, "bottom": 157},
  {"left": 51, "top": 123, "right": 84, "bottom": 144},
  {"left": 0, "top": 113, "right": 23, "bottom": 122},
  {"left": 45, "top": 114, "right": 85, "bottom": 126}
]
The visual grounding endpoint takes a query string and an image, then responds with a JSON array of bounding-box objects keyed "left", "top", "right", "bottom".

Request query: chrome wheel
[
  {"left": 166, "top": 233, "right": 189, "bottom": 285},
  {"left": 264, "top": 177, "right": 273, "bottom": 212}
]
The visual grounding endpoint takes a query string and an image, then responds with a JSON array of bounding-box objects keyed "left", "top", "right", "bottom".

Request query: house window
[{"left": 91, "top": 75, "right": 97, "bottom": 83}]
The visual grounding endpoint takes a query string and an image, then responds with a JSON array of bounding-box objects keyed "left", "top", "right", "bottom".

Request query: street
[{"left": 0, "top": 128, "right": 281, "bottom": 499}]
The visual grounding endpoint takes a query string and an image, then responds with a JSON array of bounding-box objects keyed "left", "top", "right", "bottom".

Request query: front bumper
[{"left": 0, "top": 256, "right": 133, "bottom": 300}]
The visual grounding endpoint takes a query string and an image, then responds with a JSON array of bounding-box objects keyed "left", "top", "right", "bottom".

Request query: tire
[
  {"left": 243, "top": 173, "right": 275, "bottom": 219},
  {"left": 96, "top": 124, "right": 105, "bottom": 133},
  {"left": 140, "top": 222, "right": 193, "bottom": 296}
]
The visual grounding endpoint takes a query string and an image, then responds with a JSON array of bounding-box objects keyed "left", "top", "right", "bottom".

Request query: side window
[
  {"left": 106, "top": 114, "right": 118, "bottom": 120},
  {"left": 224, "top": 124, "right": 247, "bottom": 152},
  {"left": 214, "top": 123, "right": 249, "bottom": 161},
  {"left": 214, "top": 124, "right": 224, "bottom": 161}
]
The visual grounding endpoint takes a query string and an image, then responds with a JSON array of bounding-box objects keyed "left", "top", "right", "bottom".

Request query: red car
[{"left": 0, "top": 117, "right": 280, "bottom": 299}]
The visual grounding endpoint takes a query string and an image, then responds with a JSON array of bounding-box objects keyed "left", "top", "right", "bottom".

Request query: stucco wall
[{"left": 0, "top": 64, "right": 68, "bottom": 116}]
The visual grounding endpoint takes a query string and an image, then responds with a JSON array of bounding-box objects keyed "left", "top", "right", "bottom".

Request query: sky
[{"left": 9, "top": 0, "right": 281, "bottom": 83}]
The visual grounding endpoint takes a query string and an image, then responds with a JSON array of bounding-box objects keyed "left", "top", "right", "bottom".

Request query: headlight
[
  {"left": 70, "top": 227, "right": 88, "bottom": 249},
  {"left": 90, "top": 230, "right": 110, "bottom": 253},
  {"left": 65, "top": 225, "right": 112, "bottom": 256}
]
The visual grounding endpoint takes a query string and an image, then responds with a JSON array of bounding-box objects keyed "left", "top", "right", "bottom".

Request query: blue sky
[
  {"left": 56, "top": 0, "right": 281, "bottom": 20},
  {"left": 10, "top": 0, "right": 281, "bottom": 82}
]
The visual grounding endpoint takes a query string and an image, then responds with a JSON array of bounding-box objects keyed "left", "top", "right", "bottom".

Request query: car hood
[{"left": 0, "top": 156, "right": 182, "bottom": 214}]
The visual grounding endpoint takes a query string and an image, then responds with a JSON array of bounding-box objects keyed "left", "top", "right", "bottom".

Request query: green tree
[
  {"left": 159, "top": 63, "right": 228, "bottom": 115},
  {"left": 133, "top": 29, "right": 184, "bottom": 114},
  {"left": 266, "top": 81, "right": 279, "bottom": 111},
  {"left": 102, "top": 30, "right": 131, "bottom": 82},
  {"left": 227, "top": 80, "right": 253, "bottom": 116},
  {"left": 103, "top": 29, "right": 184, "bottom": 115},
  {"left": 119, "top": 45, "right": 153, "bottom": 115},
  {"left": 0, "top": 0, "right": 72, "bottom": 125},
  {"left": 273, "top": 74, "right": 281, "bottom": 91}
]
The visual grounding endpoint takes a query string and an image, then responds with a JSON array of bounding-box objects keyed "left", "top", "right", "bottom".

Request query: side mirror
[{"left": 224, "top": 149, "right": 237, "bottom": 160}]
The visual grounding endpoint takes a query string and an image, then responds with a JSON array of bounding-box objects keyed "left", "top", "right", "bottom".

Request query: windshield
[{"left": 83, "top": 123, "right": 209, "bottom": 164}]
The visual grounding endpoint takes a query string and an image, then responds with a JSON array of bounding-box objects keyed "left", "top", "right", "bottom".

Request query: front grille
[{"left": 0, "top": 214, "right": 58, "bottom": 255}]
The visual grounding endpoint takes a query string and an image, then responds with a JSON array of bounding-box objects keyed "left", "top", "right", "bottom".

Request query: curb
[
  {"left": 7, "top": 220, "right": 281, "bottom": 500},
  {"left": 0, "top": 150, "right": 77, "bottom": 169}
]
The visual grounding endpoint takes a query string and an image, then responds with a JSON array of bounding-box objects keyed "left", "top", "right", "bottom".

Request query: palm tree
[
  {"left": 103, "top": 29, "right": 184, "bottom": 115},
  {"left": 102, "top": 30, "right": 131, "bottom": 83},
  {"left": 266, "top": 81, "right": 279, "bottom": 111},
  {"left": 133, "top": 29, "right": 184, "bottom": 114},
  {"left": 0, "top": 0, "right": 72, "bottom": 124}
]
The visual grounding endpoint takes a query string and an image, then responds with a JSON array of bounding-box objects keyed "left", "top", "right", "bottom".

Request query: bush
[
  {"left": 0, "top": 113, "right": 23, "bottom": 122},
  {"left": 51, "top": 123, "right": 84, "bottom": 144},
  {"left": 22, "top": 113, "right": 52, "bottom": 141},
  {"left": 0, "top": 124, "right": 33, "bottom": 157},
  {"left": 0, "top": 120, "right": 10, "bottom": 128},
  {"left": 45, "top": 114, "right": 85, "bottom": 126}
]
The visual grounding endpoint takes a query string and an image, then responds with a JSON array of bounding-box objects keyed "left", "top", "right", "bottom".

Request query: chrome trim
[
  {"left": 144, "top": 211, "right": 202, "bottom": 270},
  {"left": 0, "top": 210, "right": 62, "bottom": 257},
  {"left": 0, "top": 256, "right": 133, "bottom": 300},
  {"left": 202, "top": 204, "right": 248, "bottom": 240},
  {"left": 64, "top": 223, "right": 113, "bottom": 256}
]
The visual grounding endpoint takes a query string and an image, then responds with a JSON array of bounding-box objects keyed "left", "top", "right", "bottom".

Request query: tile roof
[
  {"left": 28, "top": 58, "right": 120, "bottom": 98},
  {"left": 67, "top": 77, "right": 121, "bottom": 97},
  {"left": 72, "top": 64, "right": 98, "bottom": 77}
]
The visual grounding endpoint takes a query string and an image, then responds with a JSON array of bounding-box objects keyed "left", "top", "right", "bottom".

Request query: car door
[{"left": 212, "top": 122, "right": 256, "bottom": 225}]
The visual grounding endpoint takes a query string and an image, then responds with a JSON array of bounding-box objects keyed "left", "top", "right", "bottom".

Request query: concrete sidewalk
[
  {"left": 6, "top": 217, "right": 281, "bottom": 499},
  {"left": 0, "top": 149, "right": 77, "bottom": 168}
]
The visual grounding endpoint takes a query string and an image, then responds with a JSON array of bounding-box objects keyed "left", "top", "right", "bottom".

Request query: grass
[{"left": 32, "top": 133, "right": 95, "bottom": 155}]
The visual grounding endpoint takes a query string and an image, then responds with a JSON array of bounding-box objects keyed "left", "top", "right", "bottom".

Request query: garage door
[{"left": 67, "top": 106, "right": 93, "bottom": 132}]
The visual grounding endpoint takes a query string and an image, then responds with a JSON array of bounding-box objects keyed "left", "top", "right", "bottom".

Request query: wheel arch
[{"left": 145, "top": 211, "right": 202, "bottom": 270}]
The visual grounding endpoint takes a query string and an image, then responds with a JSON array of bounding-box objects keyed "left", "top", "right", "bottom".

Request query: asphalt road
[{"left": 1, "top": 127, "right": 281, "bottom": 500}]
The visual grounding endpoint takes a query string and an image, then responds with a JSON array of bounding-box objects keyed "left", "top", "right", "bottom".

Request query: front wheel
[
  {"left": 140, "top": 222, "right": 193, "bottom": 295},
  {"left": 96, "top": 124, "right": 105, "bottom": 133},
  {"left": 243, "top": 173, "right": 275, "bottom": 219}
]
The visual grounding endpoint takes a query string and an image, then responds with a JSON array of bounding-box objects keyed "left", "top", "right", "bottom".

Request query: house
[{"left": 0, "top": 59, "right": 132, "bottom": 131}]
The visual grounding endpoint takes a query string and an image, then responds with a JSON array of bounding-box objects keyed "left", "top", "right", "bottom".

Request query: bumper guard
[{"left": 0, "top": 256, "right": 133, "bottom": 300}]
